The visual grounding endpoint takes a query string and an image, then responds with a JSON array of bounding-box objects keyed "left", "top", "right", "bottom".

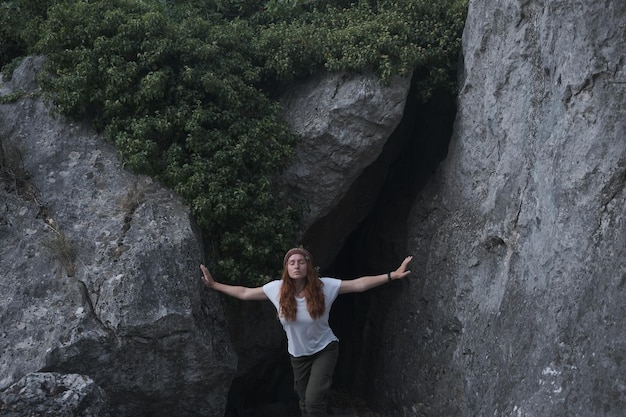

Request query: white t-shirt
[{"left": 263, "top": 277, "right": 341, "bottom": 357}]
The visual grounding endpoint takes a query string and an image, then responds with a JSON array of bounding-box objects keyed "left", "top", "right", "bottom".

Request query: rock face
[
  {"left": 0, "top": 373, "right": 109, "bottom": 417},
  {"left": 368, "top": 1, "right": 626, "bottom": 416},
  {"left": 0, "top": 57, "right": 236, "bottom": 417},
  {"left": 281, "top": 73, "right": 410, "bottom": 268}
]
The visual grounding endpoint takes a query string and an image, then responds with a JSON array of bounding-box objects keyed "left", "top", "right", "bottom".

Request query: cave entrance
[
  {"left": 224, "top": 78, "right": 456, "bottom": 416},
  {"left": 318, "top": 81, "right": 456, "bottom": 405}
]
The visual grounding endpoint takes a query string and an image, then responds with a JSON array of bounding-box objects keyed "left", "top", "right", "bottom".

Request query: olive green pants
[{"left": 290, "top": 341, "right": 339, "bottom": 417}]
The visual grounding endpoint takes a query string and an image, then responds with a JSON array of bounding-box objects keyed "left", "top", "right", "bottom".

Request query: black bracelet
[{"left": 387, "top": 272, "right": 392, "bottom": 282}]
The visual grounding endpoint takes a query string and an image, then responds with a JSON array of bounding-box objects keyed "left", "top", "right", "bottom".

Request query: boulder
[
  {"left": 0, "top": 373, "right": 109, "bottom": 417},
  {"left": 0, "top": 56, "right": 236, "bottom": 417},
  {"left": 280, "top": 72, "right": 410, "bottom": 268}
]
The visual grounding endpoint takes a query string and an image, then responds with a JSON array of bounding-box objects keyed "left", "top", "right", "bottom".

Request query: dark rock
[{"left": 0, "top": 372, "right": 109, "bottom": 417}]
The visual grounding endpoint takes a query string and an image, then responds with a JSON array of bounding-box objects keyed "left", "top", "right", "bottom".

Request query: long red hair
[{"left": 279, "top": 249, "right": 325, "bottom": 321}]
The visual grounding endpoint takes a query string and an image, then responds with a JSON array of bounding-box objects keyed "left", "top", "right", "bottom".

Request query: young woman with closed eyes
[{"left": 201, "top": 247, "right": 412, "bottom": 417}]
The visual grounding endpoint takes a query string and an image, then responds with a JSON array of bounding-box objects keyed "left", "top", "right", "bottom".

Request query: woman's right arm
[{"left": 200, "top": 264, "right": 268, "bottom": 301}]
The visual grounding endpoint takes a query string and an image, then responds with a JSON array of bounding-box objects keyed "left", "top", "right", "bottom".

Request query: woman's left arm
[{"left": 339, "top": 256, "right": 413, "bottom": 294}]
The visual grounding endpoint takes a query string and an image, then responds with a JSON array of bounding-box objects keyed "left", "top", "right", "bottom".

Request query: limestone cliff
[{"left": 366, "top": 1, "right": 626, "bottom": 416}]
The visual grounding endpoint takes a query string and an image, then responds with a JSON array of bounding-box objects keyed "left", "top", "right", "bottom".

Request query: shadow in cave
[{"left": 324, "top": 83, "right": 456, "bottom": 403}]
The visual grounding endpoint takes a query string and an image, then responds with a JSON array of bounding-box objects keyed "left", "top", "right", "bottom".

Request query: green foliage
[
  {"left": 34, "top": 0, "right": 299, "bottom": 283},
  {"left": 162, "top": 0, "right": 264, "bottom": 20},
  {"left": 9, "top": 0, "right": 466, "bottom": 284},
  {"left": 0, "top": 89, "right": 26, "bottom": 104},
  {"left": 0, "top": 0, "right": 59, "bottom": 70},
  {"left": 257, "top": 0, "right": 467, "bottom": 97}
]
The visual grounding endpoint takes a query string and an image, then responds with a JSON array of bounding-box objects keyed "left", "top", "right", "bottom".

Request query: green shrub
[
  {"left": 19, "top": 0, "right": 466, "bottom": 284},
  {"left": 34, "top": 0, "right": 300, "bottom": 283},
  {"left": 257, "top": 0, "right": 467, "bottom": 96},
  {"left": 0, "top": 0, "right": 60, "bottom": 71}
]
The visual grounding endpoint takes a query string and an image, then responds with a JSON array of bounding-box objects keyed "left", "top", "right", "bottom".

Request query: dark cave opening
[
  {"left": 225, "top": 79, "right": 456, "bottom": 416},
  {"left": 320, "top": 80, "right": 457, "bottom": 406}
]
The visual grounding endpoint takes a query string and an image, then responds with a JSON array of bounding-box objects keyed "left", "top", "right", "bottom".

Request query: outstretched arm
[
  {"left": 339, "top": 256, "right": 413, "bottom": 294},
  {"left": 200, "top": 264, "right": 268, "bottom": 301}
]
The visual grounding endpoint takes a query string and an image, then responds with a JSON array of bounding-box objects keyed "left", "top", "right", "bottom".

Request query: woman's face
[{"left": 286, "top": 253, "right": 308, "bottom": 280}]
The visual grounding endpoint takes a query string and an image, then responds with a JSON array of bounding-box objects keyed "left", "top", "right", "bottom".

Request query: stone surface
[
  {"left": 0, "top": 372, "right": 109, "bottom": 417},
  {"left": 367, "top": 1, "right": 626, "bottom": 416},
  {"left": 280, "top": 72, "right": 410, "bottom": 268},
  {"left": 0, "top": 56, "right": 236, "bottom": 417}
]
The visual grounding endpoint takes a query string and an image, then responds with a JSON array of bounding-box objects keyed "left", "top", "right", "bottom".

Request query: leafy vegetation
[
  {"left": 0, "top": 0, "right": 56, "bottom": 75},
  {"left": 1, "top": 0, "right": 467, "bottom": 284}
]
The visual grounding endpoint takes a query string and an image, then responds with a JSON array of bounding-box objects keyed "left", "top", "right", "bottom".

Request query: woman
[{"left": 200, "top": 247, "right": 412, "bottom": 417}]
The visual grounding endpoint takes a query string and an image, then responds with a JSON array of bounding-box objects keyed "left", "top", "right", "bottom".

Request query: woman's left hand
[{"left": 391, "top": 256, "right": 413, "bottom": 280}]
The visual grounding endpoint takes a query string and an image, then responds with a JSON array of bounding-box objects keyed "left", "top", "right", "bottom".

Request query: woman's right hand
[{"left": 200, "top": 264, "right": 215, "bottom": 289}]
